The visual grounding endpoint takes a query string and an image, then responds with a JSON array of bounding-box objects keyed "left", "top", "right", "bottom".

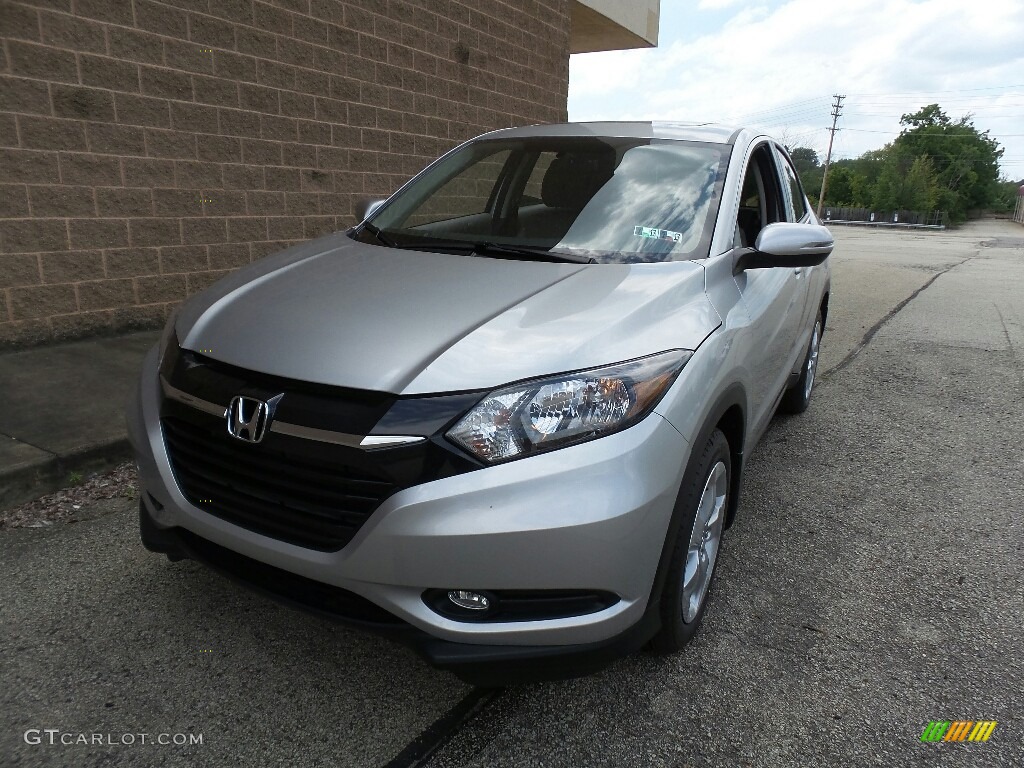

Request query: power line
[
  {"left": 849, "top": 104, "right": 1024, "bottom": 112},
  {"left": 816, "top": 94, "right": 845, "bottom": 218},
  {"left": 841, "top": 129, "right": 1024, "bottom": 137},
  {"left": 728, "top": 96, "right": 830, "bottom": 121},
  {"left": 846, "top": 84, "right": 1024, "bottom": 96},
  {"left": 845, "top": 112, "right": 1024, "bottom": 118}
]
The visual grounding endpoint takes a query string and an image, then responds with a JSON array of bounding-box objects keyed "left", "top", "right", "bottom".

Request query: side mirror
[
  {"left": 736, "top": 222, "right": 834, "bottom": 271},
  {"left": 354, "top": 197, "right": 386, "bottom": 223}
]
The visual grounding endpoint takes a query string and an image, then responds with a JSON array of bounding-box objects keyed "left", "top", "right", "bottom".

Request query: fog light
[{"left": 448, "top": 590, "right": 490, "bottom": 611}]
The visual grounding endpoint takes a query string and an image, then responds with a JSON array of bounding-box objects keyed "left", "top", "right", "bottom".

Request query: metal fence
[{"left": 820, "top": 207, "right": 948, "bottom": 229}]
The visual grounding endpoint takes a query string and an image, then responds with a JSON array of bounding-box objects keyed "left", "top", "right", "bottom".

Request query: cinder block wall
[{"left": 0, "top": 0, "right": 570, "bottom": 348}]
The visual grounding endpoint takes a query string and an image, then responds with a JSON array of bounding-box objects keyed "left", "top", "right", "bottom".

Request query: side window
[
  {"left": 777, "top": 150, "right": 808, "bottom": 221},
  {"left": 735, "top": 143, "right": 786, "bottom": 247}
]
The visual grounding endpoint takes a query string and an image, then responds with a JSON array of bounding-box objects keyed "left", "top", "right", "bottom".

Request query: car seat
[{"left": 517, "top": 151, "right": 615, "bottom": 240}]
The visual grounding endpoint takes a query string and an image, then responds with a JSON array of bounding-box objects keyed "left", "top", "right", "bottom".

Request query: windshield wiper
[
  {"left": 386, "top": 238, "right": 593, "bottom": 264},
  {"left": 361, "top": 222, "right": 397, "bottom": 248},
  {"left": 472, "top": 242, "right": 595, "bottom": 264}
]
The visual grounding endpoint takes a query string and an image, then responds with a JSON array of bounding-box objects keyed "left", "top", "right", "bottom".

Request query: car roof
[{"left": 480, "top": 121, "right": 743, "bottom": 145}]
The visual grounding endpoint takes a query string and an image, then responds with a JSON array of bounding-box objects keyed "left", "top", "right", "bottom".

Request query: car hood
[{"left": 176, "top": 234, "right": 721, "bottom": 394}]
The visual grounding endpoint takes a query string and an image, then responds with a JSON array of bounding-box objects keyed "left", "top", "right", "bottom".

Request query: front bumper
[
  {"left": 127, "top": 345, "right": 692, "bottom": 678},
  {"left": 138, "top": 498, "right": 662, "bottom": 685}
]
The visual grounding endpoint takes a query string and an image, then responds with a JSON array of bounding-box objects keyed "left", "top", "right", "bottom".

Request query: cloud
[
  {"left": 696, "top": 0, "right": 746, "bottom": 9},
  {"left": 569, "top": 0, "right": 1024, "bottom": 176}
]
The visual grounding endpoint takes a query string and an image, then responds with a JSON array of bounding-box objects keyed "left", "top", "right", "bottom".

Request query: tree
[
  {"left": 871, "top": 149, "right": 904, "bottom": 211},
  {"left": 833, "top": 149, "right": 888, "bottom": 207},
  {"left": 823, "top": 165, "right": 854, "bottom": 205},
  {"left": 789, "top": 147, "right": 819, "bottom": 176},
  {"left": 894, "top": 104, "right": 1004, "bottom": 220},
  {"left": 782, "top": 105, "right": 1007, "bottom": 219},
  {"left": 788, "top": 147, "right": 822, "bottom": 204},
  {"left": 870, "top": 148, "right": 940, "bottom": 212},
  {"left": 849, "top": 170, "right": 872, "bottom": 207},
  {"left": 903, "top": 155, "right": 940, "bottom": 212},
  {"left": 900, "top": 103, "right": 951, "bottom": 129},
  {"left": 846, "top": 147, "right": 889, "bottom": 187},
  {"left": 992, "top": 180, "right": 1022, "bottom": 213}
]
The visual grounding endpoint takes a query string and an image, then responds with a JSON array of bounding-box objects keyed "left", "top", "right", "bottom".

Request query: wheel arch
[
  {"left": 649, "top": 384, "right": 748, "bottom": 606},
  {"left": 696, "top": 384, "right": 747, "bottom": 529},
  {"left": 714, "top": 400, "right": 746, "bottom": 529},
  {"left": 639, "top": 383, "right": 749, "bottom": 647}
]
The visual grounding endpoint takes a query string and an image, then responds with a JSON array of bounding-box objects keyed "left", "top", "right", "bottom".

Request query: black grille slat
[
  {"left": 163, "top": 428, "right": 382, "bottom": 509},
  {"left": 163, "top": 417, "right": 391, "bottom": 494},
  {"left": 177, "top": 474, "right": 359, "bottom": 544},
  {"left": 171, "top": 463, "right": 369, "bottom": 527},
  {"left": 161, "top": 416, "right": 394, "bottom": 551}
]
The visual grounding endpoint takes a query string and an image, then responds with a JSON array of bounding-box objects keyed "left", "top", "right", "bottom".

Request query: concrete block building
[{"left": 0, "top": 0, "right": 658, "bottom": 348}]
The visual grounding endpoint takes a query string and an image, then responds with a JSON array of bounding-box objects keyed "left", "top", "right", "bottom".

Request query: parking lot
[{"left": 2, "top": 221, "right": 1022, "bottom": 767}]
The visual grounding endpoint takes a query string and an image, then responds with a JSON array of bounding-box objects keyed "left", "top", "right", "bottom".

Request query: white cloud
[
  {"left": 569, "top": 0, "right": 1024, "bottom": 177},
  {"left": 696, "top": 0, "right": 746, "bottom": 9}
]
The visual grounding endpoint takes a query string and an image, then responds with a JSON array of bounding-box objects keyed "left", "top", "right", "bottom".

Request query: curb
[{"left": 0, "top": 438, "right": 133, "bottom": 511}]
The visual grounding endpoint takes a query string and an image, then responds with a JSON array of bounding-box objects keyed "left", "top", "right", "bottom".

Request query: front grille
[{"left": 162, "top": 416, "right": 395, "bottom": 551}]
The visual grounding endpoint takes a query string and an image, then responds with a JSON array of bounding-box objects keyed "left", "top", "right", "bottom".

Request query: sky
[{"left": 568, "top": 0, "right": 1024, "bottom": 179}]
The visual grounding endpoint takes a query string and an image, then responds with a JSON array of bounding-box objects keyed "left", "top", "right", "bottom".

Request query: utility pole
[{"left": 816, "top": 94, "right": 845, "bottom": 219}]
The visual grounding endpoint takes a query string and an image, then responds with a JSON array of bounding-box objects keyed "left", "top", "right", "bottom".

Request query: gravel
[{"left": 0, "top": 462, "right": 137, "bottom": 531}]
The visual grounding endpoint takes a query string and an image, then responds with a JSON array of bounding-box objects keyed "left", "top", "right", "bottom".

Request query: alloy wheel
[
  {"left": 682, "top": 460, "right": 727, "bottom": 623},
  {"left": 804, "top": 320, "right": 821, "bottom": 400}
]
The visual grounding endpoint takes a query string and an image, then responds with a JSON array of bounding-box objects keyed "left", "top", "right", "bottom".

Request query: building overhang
[{"left": 570, "top": 0, "right": 660, "bottom": 54}]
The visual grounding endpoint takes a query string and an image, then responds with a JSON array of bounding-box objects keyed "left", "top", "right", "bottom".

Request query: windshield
[{"left": 352, "top": 136, "right": 728, "bottom": 263}]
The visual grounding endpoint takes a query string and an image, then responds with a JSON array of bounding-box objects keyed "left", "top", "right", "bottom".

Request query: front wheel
[
  {"left": 651, "top": 429, "right": 730, "bottom": 653},
  {"left": 780, "top": 310, "right": 822, "bottom": 414}
]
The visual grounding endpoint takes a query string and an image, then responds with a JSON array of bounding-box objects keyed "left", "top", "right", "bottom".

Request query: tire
[
  {"left": 650, "top": 429, "right": 731, "bottom": 653},
  {"left": 780, "top": 310, "right": 822, "bottom": 415}
]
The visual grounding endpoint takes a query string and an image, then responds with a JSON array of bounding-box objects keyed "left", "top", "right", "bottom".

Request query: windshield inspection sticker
[{"left": 634, "top": 226, "right": 683, "bottom": 243}]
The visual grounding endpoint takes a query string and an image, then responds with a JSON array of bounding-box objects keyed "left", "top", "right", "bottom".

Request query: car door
[
  {"left": 774, "top": 143, "right": 818, "bottom": 335},
  {"left": 733, "top": 141, "right": 805, "bottom": 435}
]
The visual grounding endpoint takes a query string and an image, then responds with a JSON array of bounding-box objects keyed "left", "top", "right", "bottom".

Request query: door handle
[{"left": 794, "top": 267, "right": 803, "bottom": 277}]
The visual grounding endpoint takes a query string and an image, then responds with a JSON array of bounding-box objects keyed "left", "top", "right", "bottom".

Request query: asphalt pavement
[
  {"left": 2, "top": 220, "right": 1022, "bottom": 767},
  {"left": 0, "top": 331, "right": 159, "bottom": 509}
]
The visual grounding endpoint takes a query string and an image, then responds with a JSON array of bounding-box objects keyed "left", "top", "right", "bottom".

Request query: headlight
[{"left": 447, "top": 350, "right": 692, "bottom": 463}]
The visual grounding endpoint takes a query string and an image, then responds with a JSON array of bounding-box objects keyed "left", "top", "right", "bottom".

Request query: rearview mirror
[
  {"left": 736, "top": 223, "right": 834, "bottom": 271},
  {"left": 354, "top": 197, "right": 386, "bottom": 223}
]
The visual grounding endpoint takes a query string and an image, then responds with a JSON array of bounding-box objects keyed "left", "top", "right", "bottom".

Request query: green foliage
[
  {"left": 904, "top": 155, "right": 941, "bottom": 212},
  {"left": 790, "top": 104, "right": 1006, "bottom": 220},
  {"left": 868, "top": 147, "right": 940, "bottom": 212},
  {"left": 802, "top": 166, "right": 824, "bottom": 202},
  {"left": 870, "top": 149, "right": 903, "bottom": 210},
  {"left": 789, "top": 147, "right": 820, "bottom": 176},
  {"left": 849, "top": 169, "right": 873, "bottom": 206},
  {"left": 845, "top": 147, "right": 889, "bottom": 186},
  {"left": 899, "top": 103, "right": 951, "bottom": 129},
  {"left": 68, "top": 471, "right": 83, "bottom": 486},
  {"left": 992, "top": 180, "right": 1022, "bottom": 212},
  {"left": 823, "top": 165, "right": 854, "bottom": 205},
  {"left": 894, "top": 104, "right": 1003, "bottom": 219}
]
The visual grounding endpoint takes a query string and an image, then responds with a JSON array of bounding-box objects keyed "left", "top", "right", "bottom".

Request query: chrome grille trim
[{"left": 160, "top": 376, "right": 424, "bottom": 448}]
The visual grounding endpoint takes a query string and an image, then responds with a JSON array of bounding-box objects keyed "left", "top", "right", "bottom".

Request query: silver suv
[{"left": 128, "top": 122, "right": 832, "bottom": 685}]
